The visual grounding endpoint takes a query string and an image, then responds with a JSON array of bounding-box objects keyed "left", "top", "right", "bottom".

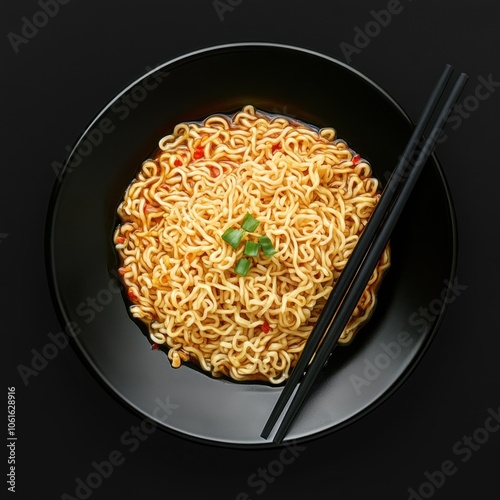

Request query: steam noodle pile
[{"left": 114, "top": 105, "right": 391, "bottom": 384}]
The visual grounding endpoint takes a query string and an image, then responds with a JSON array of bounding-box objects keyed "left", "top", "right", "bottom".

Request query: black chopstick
[
  {"left": 260, "top": 63, "right": 454, "bottom": 440},
  {"left": 260, "top": 64, "right": 454, "bottom": 441},
  {"left": 261, "top": 65, "right": 468, "bottom": 443}
]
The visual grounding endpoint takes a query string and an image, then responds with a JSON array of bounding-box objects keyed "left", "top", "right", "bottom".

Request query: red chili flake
[
  {"left": 151, "top": 343, "right": 159, "bottom": 350},
  {"left": 174, "top": 159, "right": 182, "bottom": 167},
  {"left": 352, "top": 154, "right": 361, "bottom": 165},
  {"left": 160, "top": 183, "right": 170, "bottom": 191},
  {"left": 193, "top": 147, "right": 204, "bottom": 159},
  {"left": 118, "top": 267, "right": 127, "bottom": 275},
  {"left": 116, "top": 236, "right": 125, "bottom": 244},
  {"left": 128, "top": 289, "right": 138, "bottom": 301},
  {"left": 262, "top": 321, "right": 271, "bottom": 334},
  {"left": 209, "top": 166, "right": 219, "bottom": 178},
  {"left": 272, "top": 143, "right": 281, "bottom": 153}
]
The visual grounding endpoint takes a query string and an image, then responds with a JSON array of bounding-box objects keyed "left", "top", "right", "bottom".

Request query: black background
[{"left": 2, "top": 1, "right": 499, "bottom": 499}]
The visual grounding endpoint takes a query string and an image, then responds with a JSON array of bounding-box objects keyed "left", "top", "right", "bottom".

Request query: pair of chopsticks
[{"left": 261, "top": 64, "right": 468, "bottom": 444}]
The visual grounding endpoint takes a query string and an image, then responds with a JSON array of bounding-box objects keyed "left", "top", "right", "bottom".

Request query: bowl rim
[{"left": 45, "top": 42, "right": 459, "bottom": 447}]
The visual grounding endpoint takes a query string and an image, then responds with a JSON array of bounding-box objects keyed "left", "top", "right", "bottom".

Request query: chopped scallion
[
  {"left": 222, "top": 228, "right": 245, "bottom": 249},
  {"left": 241, "top": 212, "right": 260, "bottom": 232},
  {"left": 235, "top": 258, "right": 251, "bottom": 276},
  {"left": 244, "top": 240, "right": 260, "bottom": 257},
  {"left": 259, "top": 235, "right": 277, "bottom": 257}
]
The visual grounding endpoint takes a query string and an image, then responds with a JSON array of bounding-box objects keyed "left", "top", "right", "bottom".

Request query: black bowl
[{"left": 46, "top": 43, "right": 457, "bottom": 447}]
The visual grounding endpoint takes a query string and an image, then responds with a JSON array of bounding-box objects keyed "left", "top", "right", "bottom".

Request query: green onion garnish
[
  {"left": 259, "top": 235, "right": 277, "bottom": 257},
  {"left": 241, "top": 212, "right": 260, "bottom": 232},
  {"left": 222, "top": 228, "right": 245, "bottom": 249},
  {"left": 235, "top": 258, "right": 251, "bottom": 276},
  {"left": 244, "top": 240, "right": 260, "bottom": 257}
]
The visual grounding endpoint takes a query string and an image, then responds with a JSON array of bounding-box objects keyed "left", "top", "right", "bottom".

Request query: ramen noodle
[{"left": 114, "top": 105, "right": 390, "bottom": 384}]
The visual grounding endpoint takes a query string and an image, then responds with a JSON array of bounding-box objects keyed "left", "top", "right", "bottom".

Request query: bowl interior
[{"left": 47, "top": 43, "right": 456, "bottom": 446}]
